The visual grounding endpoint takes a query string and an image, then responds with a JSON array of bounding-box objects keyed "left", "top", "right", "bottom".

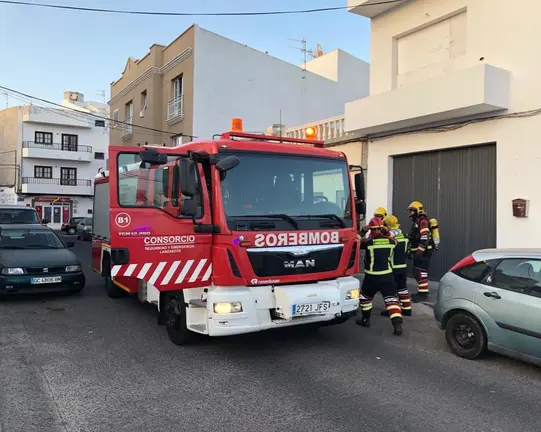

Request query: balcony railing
[
  {"left": 22, "top": 141, "right": 92, "bottom": 152},
  {"left": 284, "top": 115, "right": 350, "bottom": 143},
  {"left": 167, "top": 94, "right": 184, "bottom": 124},
  {"left": 22, "top": 177, "right": 92, "bottom": 186},
  {"left": 121, "top": 117, "right": 133, "bottom": 139}
]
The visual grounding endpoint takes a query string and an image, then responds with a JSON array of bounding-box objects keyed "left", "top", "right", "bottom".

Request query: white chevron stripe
[
  {"left": 124, "top": 263, "right": 138, "bottom": 277},
  {"left": 111, "top": 265, "right": 121, "bottom": 277},
  {"left": 161, "top": 260, "right": 181, "bottom": 285},
  {"left": 148, "top": 262, "right": 167, "bottom": 285},
  {"left": 175, "top": 260, "right": 194, "bottom": 284},
  {"left": 138, "top": 262, "right": 152, "bottom": 279},
  {"left": 201, "top": 263, "right": 212, "bottom": 282},
  {"left": 189, "top": 259, "right": 207, "bottom": 282}
]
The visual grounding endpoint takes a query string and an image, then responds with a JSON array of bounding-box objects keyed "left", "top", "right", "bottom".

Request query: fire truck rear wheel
[
  {"left": 104, "top": 275, "right": 125, "bottom": 298},
  {"left": 165, "top": 294, "right": 199, "bottom": 346}
]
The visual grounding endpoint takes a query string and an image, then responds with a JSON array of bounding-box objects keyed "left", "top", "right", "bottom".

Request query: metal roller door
[{"left": 392, "top": 143, "right": 497, "bottom": 280}]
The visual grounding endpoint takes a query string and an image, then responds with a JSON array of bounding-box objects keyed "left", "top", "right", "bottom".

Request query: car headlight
[
  {"left": 213, "top": 302, "right": 243, "bottom": 314},
  {"left": 2, "top": 267, "right": 25, "bottom": 275},
  {"left": 346, "top": 289, "right": 360, "bottom": 300},
  {"left": 65, "top": 265, "right": 81, "bottom": 272}
]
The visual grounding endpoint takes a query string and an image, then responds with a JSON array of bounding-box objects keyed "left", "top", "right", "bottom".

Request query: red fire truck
[{"left": 92, "top": 120, "right": 367, "bottom": 345}]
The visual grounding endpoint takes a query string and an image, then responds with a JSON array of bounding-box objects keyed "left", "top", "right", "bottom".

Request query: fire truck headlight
[
  {"left": 65, "top": 265, "right": 82, "bottom": 273},
  {"left": 213, "top": 302, "right": 243, "bottom": 314},
  {"left": 346, "top": 289, "right": 360, "bottom": 300},
  {"left": 1, "top": 267, "right": 24, "bottom": 275}
]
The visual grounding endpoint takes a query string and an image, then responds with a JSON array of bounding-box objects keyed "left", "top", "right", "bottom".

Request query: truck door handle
[{"left": 483, "top": 292, "right": 501, "bottom": 299}]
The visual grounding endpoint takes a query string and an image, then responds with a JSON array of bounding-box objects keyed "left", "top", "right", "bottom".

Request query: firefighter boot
[
  {"left": 391, "top": 317, "right": 403, "bottom": 336},
  {"left": 356, "top": 309, "right": 371, "bottom": 328}
]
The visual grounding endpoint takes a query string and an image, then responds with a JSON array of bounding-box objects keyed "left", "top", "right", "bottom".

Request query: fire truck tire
[
  {"left": 104, "top": 275, "right": 125, "bottom": 298},
  {"left": 164, "top": 294, "right": 199, "bottom": 346}
]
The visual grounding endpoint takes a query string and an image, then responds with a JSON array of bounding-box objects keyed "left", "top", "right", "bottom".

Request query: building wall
[
  {"left": 0, "top": 107, "right": 22, "bottom": 187},
  {"left": 367, "top": 116, "right": 541, "bottom": 248},
  {"left": 191, "top": 27, "right": 369, "bottom": 140},
  {"left": 109, "top": 26, "right": 195, "bottom": 146}
]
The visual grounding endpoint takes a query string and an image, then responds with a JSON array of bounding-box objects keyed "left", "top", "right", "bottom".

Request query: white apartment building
[
  {"left": 342, "top": 0, "right": 541, "bottom": 278},
  {"left": 0, "top": 91, "right": 108, "bottom": 229}
]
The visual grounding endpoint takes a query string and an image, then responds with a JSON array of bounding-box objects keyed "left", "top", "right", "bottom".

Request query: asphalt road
[{"left": 1, "top": 239, "right": 540, "bottom": 432}]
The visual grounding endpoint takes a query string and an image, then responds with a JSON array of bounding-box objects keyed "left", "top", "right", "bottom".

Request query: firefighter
[
  {"left": 407, "top": 201, "right": 432, "bottom": 303},
  {"left": 374, "top": 207, "right": 387, "bottom": 219},
  {"left": 357, "top": 217, "right": 403, "bottom": 336},
  {"left": 380, "top": 215, "right": 412, "bottom": 317}
]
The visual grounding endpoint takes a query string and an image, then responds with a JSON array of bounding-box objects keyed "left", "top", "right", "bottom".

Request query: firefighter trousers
[
  {"left": 393, "top": 269, "right": 412, "bottom": 313},
  {"left": 413, "top": 254, "right": 431, "bottom": 294},
  {"left": 360, "top": 274, "right": 403, "bottom": 323}
]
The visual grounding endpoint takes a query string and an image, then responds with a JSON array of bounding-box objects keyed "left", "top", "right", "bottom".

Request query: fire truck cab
[{"left": 92, "top": 123, "right": 367, "bottom": 345}]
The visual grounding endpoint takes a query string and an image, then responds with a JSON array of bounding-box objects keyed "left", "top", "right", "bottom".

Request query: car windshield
[
  {"left": 0, "top": 229, "right": 65, "bottom": 249},
  {"left": 220, "top": 151, "right": 352, "bottom": 224},
  {"left": 0, "top": 209, "right": 40, "bottom": 224}
]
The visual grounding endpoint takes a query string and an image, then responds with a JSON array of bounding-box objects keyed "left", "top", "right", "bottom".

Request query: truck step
[{"left": 188, "top": 299, "right": 207, "bottom": 308}]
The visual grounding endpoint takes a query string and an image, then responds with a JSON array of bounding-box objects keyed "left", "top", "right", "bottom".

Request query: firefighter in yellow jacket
[
  {"left": 380, "top": 215, "right": 412, "bottom": 316},
  {"left": 357, "top": 217, "right": 404, "bottom": 336}
]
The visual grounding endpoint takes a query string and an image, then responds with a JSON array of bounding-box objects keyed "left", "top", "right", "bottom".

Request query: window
[
  {"left": 219, "top": 152, "right": 352, "bottom": 228},
  {"left": 456, "top": 260, "right": 498, "bottom": 282},
  {"left": 0, "top": 209, "right": 40, "bottom": 224},
  {"left": 60, "top": 167, "right": 77, "bottom": 186},
  {"left": 95, "top": 120, "right": 106, "bottom": 127},
  {"left": 117, "top": 152, "right": 202, "bottom": 219},
  {"left": 61, "top": 134, "right": 78, "bottom": 152},
  {"left": 491, "top": 258, "right": 541, "bottom": 295},
  {"left": 34, "top": 166, "right": 52, "bottom": 179},
  {"left": 113, "top": 109, "right": 119, "bottom": 127},
  {"left": 125, "top": 101, "right": 133, "bottom": 120},
  {"left": 141, "top": 90, "right": 147, "bottom": 115},
  {"left": 35, "top": 131, "right": 53, "bottom": 144},
  {"left": 94, "top": 152, "right": 105, "bottom": 160},
  {"left": 0, "top": 228, "right": 65, "bottom": 249},
  {"left": 172, "top": 75, "right": 183, "bottom": 99}
]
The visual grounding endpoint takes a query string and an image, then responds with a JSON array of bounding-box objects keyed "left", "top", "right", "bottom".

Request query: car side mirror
[
  {"left": 41, "top": 218, "right": 50, "bottom": 225},
  {"left": 178, "top": 159, "right": 197, "bottom": 197},
  {"left": 65, "top": 241, "right": 75, "bottom": 248}
]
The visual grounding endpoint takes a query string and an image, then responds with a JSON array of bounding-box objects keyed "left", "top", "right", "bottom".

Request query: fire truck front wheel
[
  {"left": 104, "top": 275, "right": 125, "bottom": 298},
  {"left": 164, "top": 293, "right": 199, "bottom": 346}
]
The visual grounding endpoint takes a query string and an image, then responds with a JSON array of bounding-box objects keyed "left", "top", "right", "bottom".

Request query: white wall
[
  {"left": 358, "top": 0, "right": 541, "bottom": 248},
  {"left": 192, "top": 27, "right": 369, "bottom": 140}
]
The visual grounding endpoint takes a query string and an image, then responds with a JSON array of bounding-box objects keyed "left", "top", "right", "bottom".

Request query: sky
[{"left": 0, "top": 0, "right": 371, "bottom": 108}]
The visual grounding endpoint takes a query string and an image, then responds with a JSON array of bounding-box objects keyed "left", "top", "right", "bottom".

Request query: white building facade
[
  {"left": 343, "top": 0, "right": 541, "bottom": 277},
  {"left": 0, "top": 91, "right": 108, "bottom": 229}
]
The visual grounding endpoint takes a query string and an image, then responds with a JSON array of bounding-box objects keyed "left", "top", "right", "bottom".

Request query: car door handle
[{"left": 484, "top": 292, "right": 501, "bottom": 299}]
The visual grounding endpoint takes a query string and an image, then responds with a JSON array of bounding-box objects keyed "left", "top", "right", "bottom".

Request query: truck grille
[{"left": 247, "top": 245, "right": 343, "bottom": 277}]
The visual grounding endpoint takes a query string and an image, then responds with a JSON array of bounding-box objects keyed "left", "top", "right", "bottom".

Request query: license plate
[
  {"left": 31, "top": 276, "right": 62, "bottom": 284},
  {"left": 292, "top": 301, "right": 330, "bottom": 316}
]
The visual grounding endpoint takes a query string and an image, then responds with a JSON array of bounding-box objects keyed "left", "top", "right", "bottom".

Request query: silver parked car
[{"left": 434, "top": 249, "right": 541, "bottom": 366}]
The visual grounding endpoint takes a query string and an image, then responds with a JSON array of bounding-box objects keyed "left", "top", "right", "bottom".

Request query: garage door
[{"left": 392, "top": 143, "right": 496, "bottom": 280}]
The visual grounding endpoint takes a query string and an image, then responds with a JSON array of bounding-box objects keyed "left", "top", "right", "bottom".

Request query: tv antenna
[
  {"left": 288, "top": 38, "right": 314, "bottom": 73},
  {"left": 96, "top": 90, "right": 106, "bottom": 103}
]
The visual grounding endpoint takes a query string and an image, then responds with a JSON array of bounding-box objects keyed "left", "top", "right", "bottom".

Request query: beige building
[{"left": 109, "top": 24, "right": 370, "bottom": 147}]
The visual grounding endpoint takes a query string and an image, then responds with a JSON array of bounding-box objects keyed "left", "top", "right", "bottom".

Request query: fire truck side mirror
[
  {"left": 140, "top": 148, "right": 167, "bottom": 165},
  {"left": 178, "top": 159, "right": 197, "bottom": 198},
  {"left": 216, "top": 156, "right": 240, "bottom": 173},
  {"left": 354, "top": 170, "right": 366, "bottom": 220}
]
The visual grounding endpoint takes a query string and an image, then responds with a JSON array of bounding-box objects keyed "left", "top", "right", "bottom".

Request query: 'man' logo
[{"left": 284, "top": 259, "right": 315, "bottom": 269}]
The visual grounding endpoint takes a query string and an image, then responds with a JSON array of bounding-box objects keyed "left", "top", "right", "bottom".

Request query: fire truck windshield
[{"left": 220, "top": 151, "right": 352, "bottom": 229}]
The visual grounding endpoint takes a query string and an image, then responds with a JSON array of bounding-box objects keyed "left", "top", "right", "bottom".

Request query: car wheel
[
  {"left": 68, "top": 227, "right": 76, "bottom": 235},
  {"left": 445, "top": 312, "right": 487, "bottom": 360}
]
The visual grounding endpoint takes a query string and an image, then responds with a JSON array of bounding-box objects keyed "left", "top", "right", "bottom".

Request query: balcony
[
  {"left": 167, "top": 94, "right": 184, "bottom": 125},
  {"left": 284, "top": 115, "right": 354, "bottom": 144},
  {"left": 121, "top": 117, "right": 133, "bottom": 140},
  {"left": 21, "top": 177, "right": 93, "bottom": 196},
  {"left": 345, "top": 64, "right": 510, "bottom": 137},
  {"left": 22, "top": 141, "right": 93, "bottom": 162},
  {"left": 347, "top": 0, "right": 408, "bottom": 18}
]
